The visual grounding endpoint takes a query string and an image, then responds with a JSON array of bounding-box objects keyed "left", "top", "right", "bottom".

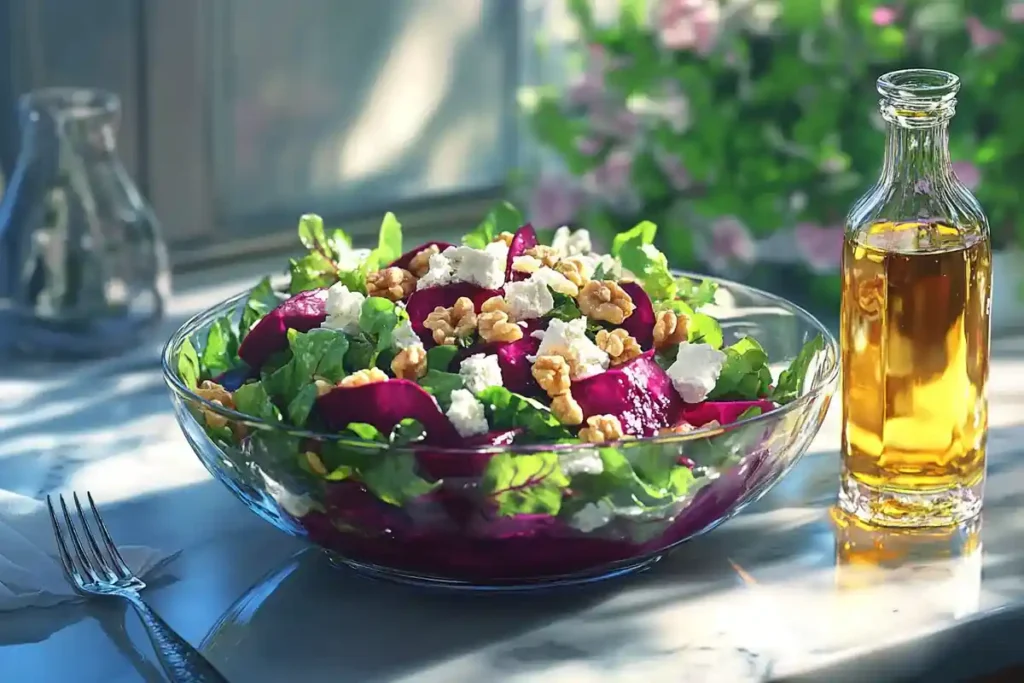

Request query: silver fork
[{"left": 47, "top": 492, "right": 229, "bottom": 683}]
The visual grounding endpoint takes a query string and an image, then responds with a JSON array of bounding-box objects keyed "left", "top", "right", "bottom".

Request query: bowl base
[{"left": 322, "top": 551, "right": 664, "bottom": 592}]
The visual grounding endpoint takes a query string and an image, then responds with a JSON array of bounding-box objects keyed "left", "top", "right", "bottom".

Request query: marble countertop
[{"left": 2, "top": 266, "right": 1024, "bottom": 683}]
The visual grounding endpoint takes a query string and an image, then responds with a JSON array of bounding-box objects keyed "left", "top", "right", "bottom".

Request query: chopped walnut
[
  {"left": 196, "top": 380, "right": 234, "bottom": 429},
  {"left": 578, "top": 280, "right": 635, "bottom": 324},
  {"left": 555, "top": 257, "right": 589, "bottom": 288},
  {"left": 532, "top": 354, "right": 572, "bottom": 398},
  {"left": 407, "top": 245, "right": 440, "bottom": 278},
  {"left": 511, "top": 255, "right": 542, "bottom": 274},
  {"left": 339, "top": 367, "right": 389, "bottom": 388},
  {"left": 480, "top": 295, "right": 510, "bottom": 314},
  {"left": 478, "top": 310, "right": 523, "bottom": 343},
  {"left": 550, "top": 393, "right": 584, "bottom": 426},
  {"left": 305, "top": 451, "right": 328, "bottom": 476},
  {"left": 391, "top": 344, "right": 427, "bottom": 380},
  {"left": 657, "top": 421, "right": 697, "bottom": 436},
  {"left": 494, "top": 231, "right": 515, "bottom": 247},
  {"left": 423, "top": 297, "right": 478, "bottom": 345},
  {"left": 524, "top": 245, "right": 561, "bottom": 268},
  {"left": 366, "top": 267, "right": 416, "bottom": 301},
  {"left": 653, "top": 309, "right": 689, "bottom": 349},
  {"left": 578, "top": 414, "right": 625, "bottom": 443},
  {"left": 595, "top": 328, "right": 642, "bottom": 366}
]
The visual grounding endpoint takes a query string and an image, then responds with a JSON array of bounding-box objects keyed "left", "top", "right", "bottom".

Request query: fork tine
[
  {"left": 86, "top": 492, "right": 133, "bottom": 580},
  {"left": 47, "top": 495, "right": 83, "bottom": 589},
  {"left": 72, "top": 492, "right": 118, "bottom": 581},
  {"left": 58, "top": 494, "right": 102, "bottom": 584}
]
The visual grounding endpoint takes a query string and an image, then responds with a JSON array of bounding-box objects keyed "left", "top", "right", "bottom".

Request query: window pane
[{"left": 212, "top": 0, "right": 516, "bottom": 222}]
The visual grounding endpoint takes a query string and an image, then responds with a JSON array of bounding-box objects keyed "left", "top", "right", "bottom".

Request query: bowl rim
[{"left": 161, "top": 270, "right": 839, "bottom": 455}]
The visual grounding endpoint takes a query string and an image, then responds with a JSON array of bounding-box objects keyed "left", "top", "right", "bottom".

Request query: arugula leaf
[
  {"left": 628, "top": 447, "right": 698, "bottom": 498},
  {"left": 264, "top": 329, "right": 349, "bottom": 409},
  {"left": 359, "top": 297, "right": 400, "bottom": 352},
  {"left": 737, "top": 405, "right": 764, "bottom": 419},
  {"left": 426, "top": 344, "right": 459, "bottom": 372},
  {"left": 611, "top": 220, "right": 657, "bottom": 255},
  {"left": 374, "top": 212, "right": 403, "bottom": 265},
  {"left": 611, "top": 222, "right": 676, "bottom": 301},
  {"left": 289, "top": 252, "right": 338, "bottom": 294},
  {"left": 463, "top": 201, "right": 523, "bottom": 249},
  {"left": 344, "top": 335, "right": 377, "bottom": 372},
  {"left": 674, "top": 277, "right": 719, "bottom": 311},
  {"left": 345, "top": 422, "right": 385, "bottom": 441},
  {"left": 390, "top": 418, "right": 427, "bottom": 446},
  {"left": 687, "top": 312, "right": 724, "bottom": 349},
  {"left": 178, "top": 339, "right": 201, "bottom": 388},
  {"left": 286, "top": 383, "right": 319, "bottom": 426},
  {"left": 771, "top": 334, "right": 825, "bottom": 404},
  {"left": 361, "top": 452, "right": 439, "bottom": 506},
  {"left": 481, "top": 452, "right": 570, "bottom": 516},
  {"left": 298, "top": 213, "right": 329, "bottom": 252},
  {"left": 418, "top": 370, "right": 465, "bottom": 410},
  {"left": 201, "top": 317, "right": 240, "bottom": 377},
  {"left": 233, "top": 382, "right": 282, "bottom": 422},
  {"left": 548, "top": 291, "right": 583, "bottom": 322},
  {"left": 476, "top": 386, "right": 573, "bottom": 441},
  {"left": 239, "top": 277, "right": 278, "bottom": 341},
  {"left": 708, "top": 337, "right": 773, "bottom": 401}
]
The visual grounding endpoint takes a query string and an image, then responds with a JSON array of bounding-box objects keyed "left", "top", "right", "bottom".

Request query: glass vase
[
  {"left": 0, "top": 88, "right": 170, "bottom": 359},
  {"left": 839, "top": 70, "right": 991, "bottom": 527}
]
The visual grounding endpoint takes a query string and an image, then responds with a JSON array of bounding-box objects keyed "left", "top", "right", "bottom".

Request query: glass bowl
[{"left": 162, "top": 274, "right": 838, "bottom": 590}]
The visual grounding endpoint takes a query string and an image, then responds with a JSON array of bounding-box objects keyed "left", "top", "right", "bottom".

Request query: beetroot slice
[
  {"left": 388, "top": 241, "right": 454, "bottom": 272},
  {"left": 505, "top": 224, "right": 538, "bottom": 281},
  {"left": 570, "top": 350, "right": 683, "bottom": 437},
  {"left": 416, "top": 429, "right": 519, "bottom": 480},
  {"left": 680, "top": 400, "right": 777, "bottom": 428},
  {"left": 316, "top": 379, "right": 460, "bottom": 444},
  {"left": 237, "top": 288, "right": 329, "bottom": 370},
  {"left": 452, "top": 319, "right": 543, "bottom": 396},
  {"left": 618, "top": 281, "right": 656, "bottom": 349},
  {"left": 405, "top": 283, "right": 501, "bottom": 346}
]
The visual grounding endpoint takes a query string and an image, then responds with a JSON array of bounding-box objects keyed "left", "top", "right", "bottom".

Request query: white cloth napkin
[{"left": 0, "top": 489, "right": 178, "bottom": 611}]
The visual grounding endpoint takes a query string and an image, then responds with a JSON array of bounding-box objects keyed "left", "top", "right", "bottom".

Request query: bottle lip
[
  {"left": 877, "top": 69, "right": 960, "bottom": 101},
  {"left": 19, "top": 88, "right": 121, "bottom": 122}
]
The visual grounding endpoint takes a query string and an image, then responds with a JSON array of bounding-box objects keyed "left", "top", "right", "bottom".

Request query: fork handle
[{"left": 122, "top": 592, "right": 229, "bottom": 683}]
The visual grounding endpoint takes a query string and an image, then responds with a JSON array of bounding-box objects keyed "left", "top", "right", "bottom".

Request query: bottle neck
[{"left": 880, "top": 121, "right": 952, "bottom": 190}]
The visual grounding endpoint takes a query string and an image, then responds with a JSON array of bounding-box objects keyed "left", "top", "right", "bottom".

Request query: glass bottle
[
  {"left": 0, "top": 88, "right": 170, "bottom": 358},
  {"left": 839, "top": 70, "right": 991, "bottom": 527}
]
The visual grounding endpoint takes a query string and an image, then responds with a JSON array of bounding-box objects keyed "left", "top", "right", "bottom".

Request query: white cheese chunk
[
  {"left": 416, "top": 251, "right": 455, "bottom": 290},
  {"left": 551, "top": 226, "right": 593, "bottom": 257},
  {"left": 560, "top": 449, "right": 605, "bottom": 476},
  {"left": 459, "top": 353, "right": 504, "bottom": 394},
  {"left": 321, "top": 282, "right": 366, "bottom": 335},
  {"left": 530, "top": 318, "right": 609, "bottom": 379},
  {"left": 667, "top": 342, "right": 727, "bottom": 403},
  {"left": 572, "top": 500, "right": 615, "bottom": 533},
  {"left": 503, "top": 278, "right": 555, "bottom": 321},
  {"left": 446, "top": 389, "right": 489, "bottom": 437},
  {"left": 439, "top": 243, "right": 508, "bottom": 290},
  {"left": 529, "top": 267, "right": 578, "bottom": 296},
  {"left": 392, "top": 318, "right": 422, "bottom": 350}
]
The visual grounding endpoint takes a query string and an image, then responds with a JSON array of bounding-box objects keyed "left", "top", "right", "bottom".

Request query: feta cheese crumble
[
  {"left": 446, "top": 389, "right": 489, "bottom": 437},
  {"left": 529, "top": 267, "right": 578, "bottom": 296},
  {"left": 503, "top": 278, "right": 554, "bottom": 321},
  {"left": 321, "top": 282, "right": 365, "bottom": 335},
  {"left": 551, "top": 226, "right": 593, "bottom": 257},
  {"left": 459, "top": 353, "right": 504, "bottom": 394},
  {"left": 576, "top": 252, "right": 620, "bottom": 280},
  {"left": 559, "top": 449, "right": 604, "bottom": 476},
  {"left": 445, "top": 244, "right": 508, "bottom": 289},
  {"left": 392, "top": 318, "right": 422, "bottom": 350},
  {"left": 530, "top": 318, "right": 609, "bottom": 379},
  {"left": 416, "top": 251, "right": 455, "bottom": 290},
  {"left": 667, "top": 342, "right": 727, "bottom": 403},
  {"left": 572, "top": 500, "right": 614, "bottom": 533}
]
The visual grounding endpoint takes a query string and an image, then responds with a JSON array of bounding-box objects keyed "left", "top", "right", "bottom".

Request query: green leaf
[
  {"left": 771, "top": 334, "right": 825, "bottom": 404},
  {"left": 426, "top": 344, "right": 459, "bottom": 372},
  {"left": 233, "top": 382, "right": 282, "bottom": 422},
  {"left": 239, "top": 277, "right": 278, "bottom": 341},
  {"left": 344, "top": 336, "right": 377, "bottom": 372},
  {"left": 463, "top": 201, "right": 523, "bottom": 249},
  {"left": 201, "top": 317, "right": 240, "bottom": 377},
  {"left": 476, "top": 386, "right": 573, "bottom": 441},
  {"left": 612, "top": 222, "right": 676, "bottom": 301},
  {"left": 361, "top": 452, "right": 439, "bottom": 507},
  {"left": 265, "top": 329, "right": 349, "bottom": 408},
  {"left": 289, "top": 252, "right": 337, "bottom": 294},
  {"left": 375, "top": 212, "right": 403, "bottom": 265},
  {"left": 418, "top": 370, "right": 465, "bottom": 410},
  {"left": 737, "top": 406, "right": 764, "bottom": 420},
  {"left": 548, "top": 291, "right": 583, "bottom": 322},
  {"left": 687, "top": 313, "right": 724, "bottom": 349},
  {"left": 298, "top": 214, "right": 329, "bottom": 252},
  {"left": 177, "top": 339, "right": 201, "bottom": 388},
  {"left": 611, "top": 220, "right": 657, "bottom": 257},
  {"left": 628, "top": 446, "right": 697, "bottom": 498},
  {"left": 286, "top": 383, "right": 319, "bottom": 426},
  {"left": 359, "top": 297, "right": 400, "bottom": 351},
  {"left": 481, "top": 452, "right": 570, "bottom": 516},
  {"left": 345, "top": 422, "right": 385, "bottom": 441},
  {"left": 709, "top": 337, "right": 773, "bottom": 401},
  {"left": 390, "top": 418, "right": 427, "bottom": 446},
  {"left": 674, "top": 277, "right": 718, "bottom": 311}
]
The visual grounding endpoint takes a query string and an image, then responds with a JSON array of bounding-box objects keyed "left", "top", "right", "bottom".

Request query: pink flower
[
  {"left": 794, "top": 223, "right": 844, "bottom": 274},
  {"left": 656, "top": 0, "right": 721, "bottom": 56},
  {"left": 700, "top": 216, "right": 757, "bottom": 274},
  {"left": 529, "top": 175, "right": 584, "bottom": 229},
  {"left": 952, "top": 160, "right": 981, "bottom": 191},
  {"left": 585, "top": 147, "right": 635, "bottom": 198},
  {"left": 588, "top": 105, "right": 641, "bottom": 142},
  {"left": 654, "top": 148, "right": 692, "bottom": 191},
  {"left": 871, "top": 6, "right": 899, "bottom": 26},
  {"left": 576, "top": 136, "right": 603, "bottom": 156},
  {"left": 966, "top": 16, "right": 1004, "bottom": 49},
  {"left": 1007, "top": 2, "right": 1024, "bottom": 22},
  {"left": 567, "top": 44, "right": 608, "bottom": 107}
]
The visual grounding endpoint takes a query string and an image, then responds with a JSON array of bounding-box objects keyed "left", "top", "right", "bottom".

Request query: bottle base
[{"left": 837, "top": 471, "right": 983, "bottom": 528}]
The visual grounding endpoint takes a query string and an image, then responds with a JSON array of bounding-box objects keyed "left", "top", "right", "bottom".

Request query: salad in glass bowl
[{"left": 163, "top": 203, "right": 837, "bottom": 589}]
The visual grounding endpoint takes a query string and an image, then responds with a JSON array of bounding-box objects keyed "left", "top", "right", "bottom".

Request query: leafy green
[
  {"left": 262, "top": 329, "right": 349, "bottom": 425},
  {"left": 463, "top": 201, "right": 523, "bottom": 249},
  {"left": 611, "top": 221, "right": 676, "bottom": 301},
  {"left": 426, "top": 344, "right": 459, "bottom": 372},
  {"left": 674, "top": 277, "right": 719, "bottom": 311},
  {"left": 233, "top": 382, "right": 282, "bottom": 422},
  {"left": 658, "top": 299, "right": 723, "bottom": 349},
  {"left": 418, "top": 370, "right": 465, "bottom": 410},
  {"left": 345, "top": 422, "right": 385, "bottom": 441},
  {"left": 359, "top": 297, "right": 400, "bottom": 352},
  {"left": 390, "top": 419, "right": 427, "bottom": 446},
  {"left": 476, "top": 386, "right": 574, "bottom": 441},
  {"left": 771, "top": 334, "right": 825, "bottom": 404},
  {"left": 178, "top": 339, "right": 201, "bottom": 388},
  {"left": 290, "top": 214, "right": 341, "bottom": 294},
  {"left": 374, "top": 212, "right": 403, "bottom": 265},
  {"left": 286, "top": 383, "right": 319, "bottom": 426},
  {"left": 361, "top": 453, "right": 439, "bottom": 506},
  {"left": 344, "top": 336, "right": 377, "bottom": 372},
  {"left": 239, "top": 277, "right": 278, "bottom": 341},
  {"left": 201, "top": 317, "right": 239, "bottom": 377},
  {"left": 736, "top": 405, "right": 764, "bottom": 420},
  {"left": 481, "top": 452, "right": 570, "bottom": 516},
  {"left": 548, "top": 291, "right": 583, "bottom": 322},
  {"left": 611, "top": 220, "right": 657, "bottom": 255},
  {"left": 708, "top": 337, "right": 773, "bottom": 401}
]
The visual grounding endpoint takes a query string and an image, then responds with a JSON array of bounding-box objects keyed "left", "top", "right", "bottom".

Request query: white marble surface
[{"left": 2, "top": 268, "right": 1024, "bottom": 683}]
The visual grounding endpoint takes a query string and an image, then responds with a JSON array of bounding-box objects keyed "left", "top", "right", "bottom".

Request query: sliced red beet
[
  {"left": 570, "top": 350, "right": 683, "bottom": 437},
  {"left": 618, "top": 281, "right": 656, "bottom": 349},
  {"left": 681, "top": 400, "right": 777, "bottom": 428},
  {"left": 452, "top": 319, "right": 544, "bottom": 396},
  {"left": 405, "top": 283, "right": 501, "bottom": 346},
  {"left": 316, "top": 379, "right": 460, "bottom": 444},
  {"left": 237, "top": 288, "right": 329, "bottom": 370},
  {"left": 416, "top": 429, "right": 519, "bottom": 480},
  {"left": 388, "top": 241, "right": 454, "bottom": 272},
  {"left": 505, "top": 223, "right": 538, "bottom": 281}
]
